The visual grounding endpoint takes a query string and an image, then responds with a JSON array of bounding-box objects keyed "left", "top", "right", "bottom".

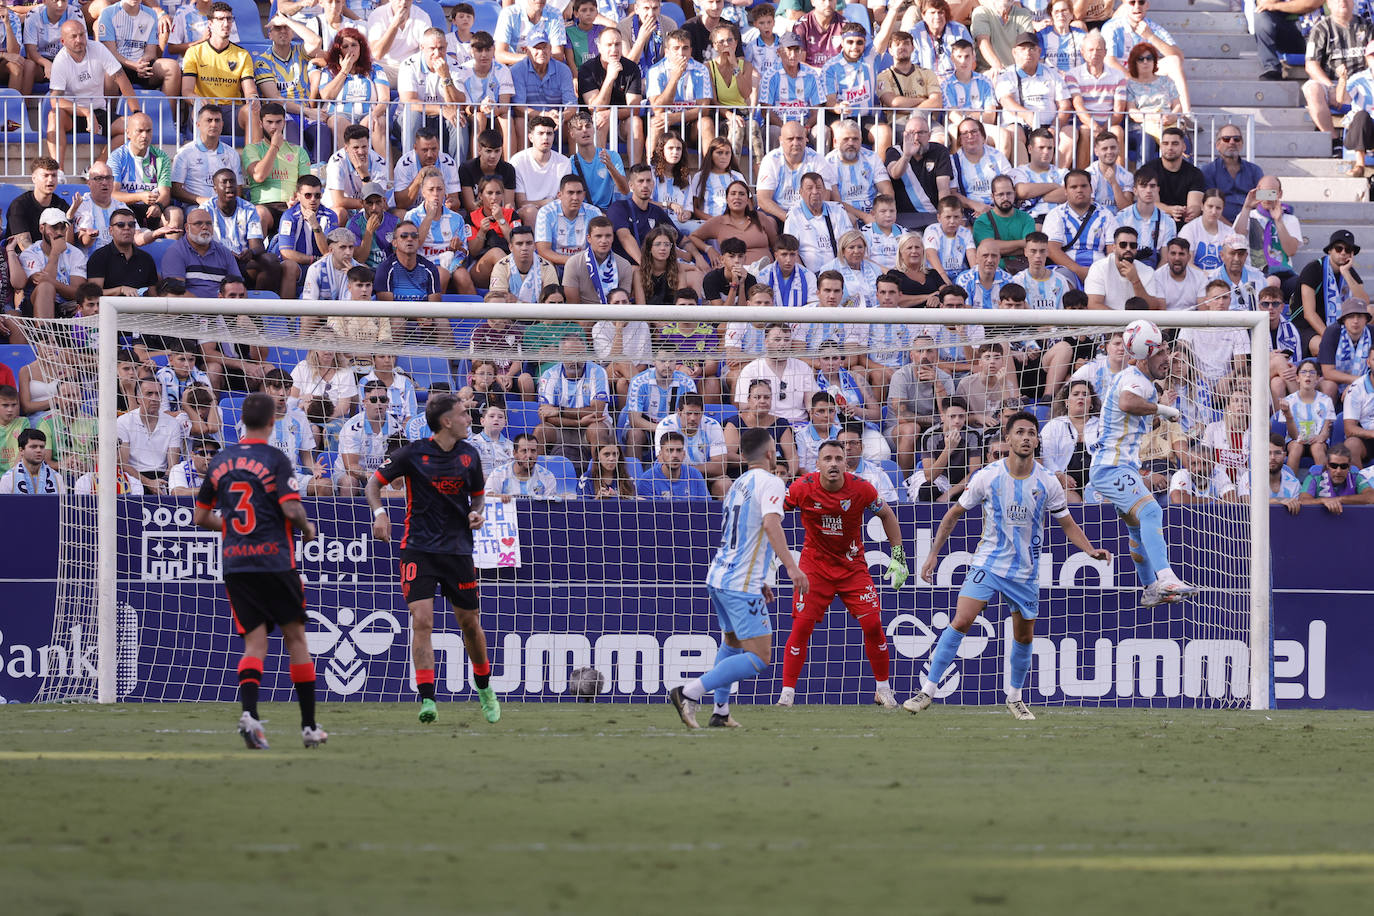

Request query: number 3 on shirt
[{"left": 227, "top": 481, "right": 257, "bottom": 535}]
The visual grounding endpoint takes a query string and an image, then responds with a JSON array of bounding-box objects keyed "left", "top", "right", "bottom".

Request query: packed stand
[{"left": 0, "top": 0, "right": 1367, "bottom": 510}]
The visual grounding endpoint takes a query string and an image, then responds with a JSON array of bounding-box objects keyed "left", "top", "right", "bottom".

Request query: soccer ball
[
  {"left": 1123, "top": 319, "right": 1164, "bottom": 359},
  {"left": 568, "top": 666, "right": 605, "bottom": 702}
]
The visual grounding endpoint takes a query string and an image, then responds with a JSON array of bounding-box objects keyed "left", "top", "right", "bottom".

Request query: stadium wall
[{"left": 0, "top": 497, "right": 1359, "bottom": 708}]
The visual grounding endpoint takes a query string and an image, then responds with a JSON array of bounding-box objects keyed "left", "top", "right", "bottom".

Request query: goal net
[{"left": 17, "top": 298, "right": 1270, "bottom": 709}]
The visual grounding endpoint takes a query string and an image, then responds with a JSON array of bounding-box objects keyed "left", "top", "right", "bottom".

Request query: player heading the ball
[
  {"left": 777, "top": 440, "right": 910, "bottom": 709},
  {"left": 366, "top": 392, "right": 501, "bottom": 726},
  {"left": 1090, "top": 324, "right": 1199, "bottom": 606},
  {"left": 669, "top": 428, "right": 809, "bottom": 729},
  {"left": 904, "top": 410, "right": 1110, "bottom": 721},
  {"left": 193, "top": 392, "right": 327, "bottom": 750}
]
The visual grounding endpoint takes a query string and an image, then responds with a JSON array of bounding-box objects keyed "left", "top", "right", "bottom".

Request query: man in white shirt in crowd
[
  {"left": 1110, "top": 166, "right": 1175, "bottom": 270},
  {"left": 783, "top": 171, "right": 855, "bottom": 272},
  {"left": 757, "top": 120, "right": 837, "bottom": 228},
  {"left": 304, "top": 227, "right": 361, "bottom": 303},
  {"left": 534, "top": 173, "right": 602, "bottom": 269},
  {"left": 995, "top": 32, "right": 1074, "bottom": 166},
  {"left": 486, "top": 432, "right": 563, "bottom": 498},
  {"left": 653, "top": 391, "right": 728, "bottom": 497},
  {"left": 172, "top": 105, "right": 244, "bottom": 210},
  {"left": 511, "top": 115, "right": 571, "bottom": 227},
  {"left": 335, "top": 379, "right": 401, "bottom": 495},
  {"left": 15, "top": 208, "right": 88, "bottom": 319},
  {"left": 826, "top": 118, "right": 895, "bottom": 224},
  {"left": 1152, "top": 238, "right": 1207, "bottom": 310},
  {"left": 96, "top": 0, "right": 182, "bottom": 97},
  {"left": 398, "top": 26, "right": 466, "bottom": 159},
  {"left": 323, "top": 124, "right": 390, "bottom": 222},
  {"left": 168, "top": 436, "right": 219, "bottom": 495},
  {"left": 1210, "top": 231, "right": 1275, "bottom": 312},
  {"left": 367, "top": 0, "right": 433, "bottom": 84},
  {"left": 47, "top": 19, "right": 140, "bottom": 173},
  {"left": 392, "top": 126, "right": 464, "bottom": 212},
  {"left": 116, "top": 376, "right": 188, "bottom": 494},
  {"left": 1085, "top": 225, "right": 1164, "bottom": 310}
]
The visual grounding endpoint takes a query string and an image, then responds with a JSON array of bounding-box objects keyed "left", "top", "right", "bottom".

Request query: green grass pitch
[{"left": 2, "top": 702, "right": 1372, "bottom": 915}]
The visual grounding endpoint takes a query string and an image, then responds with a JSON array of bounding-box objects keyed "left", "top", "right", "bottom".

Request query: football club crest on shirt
[
  {"left": 840, "top": 498, "right": 851, "bottom": 511},
  {"left": 228, "top": 61, "right": 238, "bottom": 71},
  {"left": 461, "top": 454, "right": 472, "bottom": 467}
]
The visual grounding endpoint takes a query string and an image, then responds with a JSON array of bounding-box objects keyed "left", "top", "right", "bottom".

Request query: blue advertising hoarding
[{"left": 0, "top": 497, "right": 1362, "bottom": 707}]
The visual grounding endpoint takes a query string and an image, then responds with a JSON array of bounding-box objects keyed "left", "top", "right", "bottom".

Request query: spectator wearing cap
[
  {"left": 496, "top": 0, "right": 572, "bottom": 70},
  {"left": 758, "top": 31, "right": 826, "bottom": 137},
  {"left": 1319, "top": 296, "right": 1373, "bottom": 394},
  {"left": 1207, "top": 232, "right": 1272, "bottom": 312},
  {"left": 161, "top": 205, "right": 242, "bottom": 299},
  {"left": 367, "top": 0, "right": 435, "bottom": 84},
  {"left": 398, "top": 26, "right": 467, "bottom": 159},
  {"left": 1300, "top": 0, "right": 1374, "bottom": 153},
  {"left": 202, "top": 166, "right": 280, "bottom": 295},
  {"left": 971, "top": 0, "right": 1036, "bottom": 73},
  {"left": 87, "top": 207, "right": 159, "bottom": 298},
  {"left": 12, "top": 208, "right": 87, "bottom": 319},
  {"left": 1255, "top": 0, "right": 1326, "bottom": 82},
  {"left": 168, "top": 436, "right": 220, "bottom": 495},
  {"left": 510, "top": 27, "right": 578, "bottom": 140},
  {"left": 995, "top": 31, "right": 1074, "bottom": 166},
  {"left": 348, "top": 183, "right": 401, "bottom": 269},
  {"left": 1295, "top": 229, "right": 1367, "bottom": 357},
  {"left": 242, "top": 101, "right": 313, "bottom": 237},
  {"left": 1341, "top": 341, "right": 1374, "bottom": 466},
  {"left": 1336, "top": 40, "right": 1374, "bottom": 176}
]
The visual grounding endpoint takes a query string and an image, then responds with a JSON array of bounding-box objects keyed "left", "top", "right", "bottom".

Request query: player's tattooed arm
[{"left": 282, "top": 499, "right": 317, "bottom": 542}]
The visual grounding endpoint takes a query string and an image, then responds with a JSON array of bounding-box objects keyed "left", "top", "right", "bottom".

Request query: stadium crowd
[{"left": 0, "top": 0, "right": 1370, "bottom": 511}]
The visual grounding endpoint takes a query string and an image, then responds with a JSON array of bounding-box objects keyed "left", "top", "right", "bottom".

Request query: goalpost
[{"left": 18, "top": 298, "right": 1270, "bottom": 709}]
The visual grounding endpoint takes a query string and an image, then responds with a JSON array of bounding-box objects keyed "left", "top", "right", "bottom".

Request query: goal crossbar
[{"left": 93, "top": 297, "right": 1272, "bottom": 708}]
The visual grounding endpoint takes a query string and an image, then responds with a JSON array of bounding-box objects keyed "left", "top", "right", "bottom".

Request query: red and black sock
[
  {"left": 416, "top": 668, "right": 436, "bottom": 701},
  {"left": 237, "top": 655, "right": 263, "bottom": 718},
  {"left": 472, "top": 660, "right": 491, "bottom": 690},
  {"left": 291, "top": 662, "right": 317, "bottom": 729}
]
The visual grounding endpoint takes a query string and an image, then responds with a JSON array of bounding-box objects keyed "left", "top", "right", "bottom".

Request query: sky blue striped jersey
[
  {"left": 958, "top": 459, "right": 1069, "bottom": 582},
  {"left": 705, "top": 467, "right": 787, "bottom": 594}
]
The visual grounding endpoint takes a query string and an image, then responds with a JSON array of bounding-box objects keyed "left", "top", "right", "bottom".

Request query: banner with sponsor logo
[{"left": 0, "top": 497, "right": 1367, "bottom": 707}]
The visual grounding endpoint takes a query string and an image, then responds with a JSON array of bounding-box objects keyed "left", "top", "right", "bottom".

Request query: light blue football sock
[
  {"left": 711, "top": 644, "right": 741, "bottom": 707},
  {"left": 699, "top": 650, "right": 767, "bottom": 694},
  {"left": 1009, "top": 639, "right": 1033, "bottom": 691},
  {"left": 1126, "top": 524, "right": 1155, "bottom": 586},
  {"left": 923, "top": 626, "right": 965, "bottom": 691},
  {"left": 1136, "top": 500, "right": 1173, "bottom": 581}
]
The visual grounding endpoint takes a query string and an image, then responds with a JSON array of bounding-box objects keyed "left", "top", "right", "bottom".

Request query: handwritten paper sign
[{"left": 474, "top": 499, "right": 521, "bottom": 569}]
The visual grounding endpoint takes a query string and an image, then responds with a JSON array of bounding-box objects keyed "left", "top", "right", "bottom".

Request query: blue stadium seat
[
  {"left": 416, "top": 0, "right": 446, "bottom": 27},
  {"left": 227, "top": 0, "right": 268, "bottom": 44},
  {"left": 1030, "top": 401, "right": 1051, "bottom": 426},
  {"left": 142, "top": 238, "right": 176, "bottom": 271},
  {"left": 267, "top": 346, "right": 308, "bottom": 370},
  {"left": 503, "top": 398, "right": 541, "bottom": 435},
  {"left": 472, "top": 2, "right": 500, "bottom": 34},
  {"left": 452, "top": 318, "right": 483, "bottom": 348},
  {"left": 879, "top": 459, "right": 905, "bottom": 498},
  {"left": 439, "top": 293, "right": 485, "bottom": 303},
  {"left": 661, "top": 2, "right": 685, "bottom": 26},
  {"left": 842, "top": 3, "right": 872, "bottom": 33},
  {"left": 703, "top": 402, "right": 737, "bottom": 427},
  {"left": 0, "top": 184, "right": 26, "bottom": 227},
  {"left": 538, "top": 454, "right": 578, "bottom": 496},
  {"left": 56, "top": 183, "right": 90, "bottom": 202},
  {"left": 0, "top": 344, "right": 34, "bottom": 379},
  {"left": 245, "top": 290, "right": 280, "bottom": 299},
  {"left": 0, "top": 88, "right": 42, "bottom": 147},
  {"left": 129, "top": 90, "right": 181, "bottom": 144},
  {"left": 221, "top": 402, "right": 242, "bottom": 443},
  {"left": 396, "top": 353, "right": 454, "bottom": 391},
  {"left": 624, "top": 455, "right": 643, "bottom": 481}
]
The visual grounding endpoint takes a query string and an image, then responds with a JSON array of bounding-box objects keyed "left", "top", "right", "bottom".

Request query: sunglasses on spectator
[
  {"left": 195, "top": 448, "right": 219, "bottom": 457},
  {"left": 367, "top": 396, "right": 388, "bottom": 403},
  {"left": 1219, "top": 135, "right": 1242, "bottom": 143},
  {"left": 111, "top": 220, "right": 136, "bottom": 228},
  {"left": 1328, "top": 462, "right": 1351, "bottom": 470},
  {"left": 1137, "top": 54, "right": 1156, "bottom": 62},
  {"left": 1332, "top": 245, "right": 1353, "bottom": 253},
  {"left": 1118, "top": 241, "right": 1138, "bottom": 248}
]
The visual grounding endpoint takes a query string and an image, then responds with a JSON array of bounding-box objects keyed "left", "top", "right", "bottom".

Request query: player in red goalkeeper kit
[{"left": 778, "top": 439, "right": 910, "bottom": 708}]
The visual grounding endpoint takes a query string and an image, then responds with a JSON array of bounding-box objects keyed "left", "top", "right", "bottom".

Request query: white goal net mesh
[{"left": 16, "top": 302, "right": 1263, "bottom": 709}]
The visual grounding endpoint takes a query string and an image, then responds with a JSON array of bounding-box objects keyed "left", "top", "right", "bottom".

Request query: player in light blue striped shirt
[
  {"left": 671, "top": 427, "right": 808, "bottom": 729},
  {"left": 1089, "top": 336, "right": 1198, "bottom": 607},
  {"left": 905, "top": 410, "right": 1109, "bottom": 720}
]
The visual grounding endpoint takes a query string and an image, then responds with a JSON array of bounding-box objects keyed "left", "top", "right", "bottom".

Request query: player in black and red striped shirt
[
  {"left": 194, "top": 392, "right": 325, "bottom": 750},
  {"left": 366, "top": 392, "right": 499, "bottom": 726}
]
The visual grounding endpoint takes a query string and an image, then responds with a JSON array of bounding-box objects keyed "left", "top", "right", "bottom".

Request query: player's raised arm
[
  {"left": 1054, "top": 511, "right": 1110, "bottom": 562},
  {"left": 762, "top": 513, "right": 808, "bottom": 596},
  {"left": 921, "top": 502, "right": 967, "bottom": 583}
]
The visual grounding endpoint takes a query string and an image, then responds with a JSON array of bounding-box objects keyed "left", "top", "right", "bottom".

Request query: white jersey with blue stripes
[
  {"left": 958, "top": 459, "right": 1069, "bottom": 582},
  {"left": 1091, "top": 364, "right": 1156, "bottom": 469},
  {"left": 706, "top": 468, "right": 787, "bottom": 594}
]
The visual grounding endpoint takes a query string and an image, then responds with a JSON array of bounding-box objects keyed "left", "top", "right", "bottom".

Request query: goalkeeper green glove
[{"left": 886, "top": 544, "right": 910, "bottom": 590}]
